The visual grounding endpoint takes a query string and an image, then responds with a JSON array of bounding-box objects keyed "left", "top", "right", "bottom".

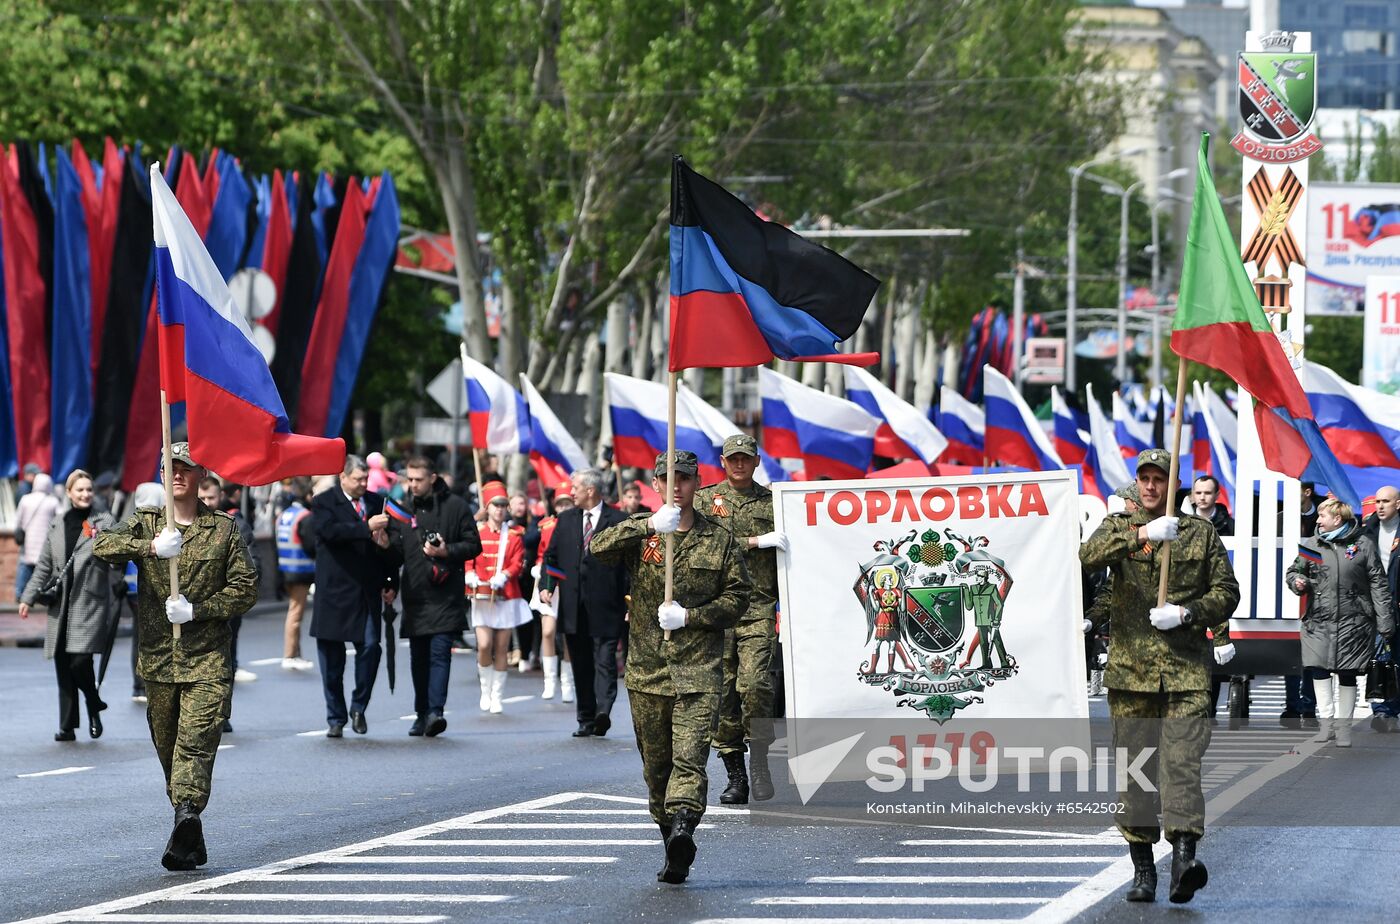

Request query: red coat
[
  {"left": 535, "top": 515, "right": 558, "bottom": 565},
  {"left": 467, "top": 524, "right": 525, "bottom": 600}
]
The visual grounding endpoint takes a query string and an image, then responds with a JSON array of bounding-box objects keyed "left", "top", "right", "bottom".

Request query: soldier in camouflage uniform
[
  {"left": 93, "top": 442, "right": 259, "bottom": 872},
  {"left": 1080, "top": 449, "right": 1239, "bottom": 905},
  {"left": 590, "top": 450, "right": 750, "bottom": 885},
  {"left": 695, "top": 434, "right": 786, "bottom": 805}
]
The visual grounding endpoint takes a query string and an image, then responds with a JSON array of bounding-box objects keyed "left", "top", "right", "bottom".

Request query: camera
[{"left": 426, "top": 531, "right": 444, "bottom": 548}]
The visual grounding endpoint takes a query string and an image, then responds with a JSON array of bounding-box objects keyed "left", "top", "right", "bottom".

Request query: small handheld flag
[
  {"left": 1297, "top": 546, "right": 1322, "bottom": 566},
  {"left": 384, "top": 497, "right": 415, "bottom": 528}
]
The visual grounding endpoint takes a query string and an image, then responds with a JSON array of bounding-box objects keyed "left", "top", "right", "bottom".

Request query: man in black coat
[
  {"left": 1362, "top": 485, "right": 1400, "bottom": 731},
  {"left": 541, "top": 468, "right": 629, "bottom": 737},
  {"left": 309, "top": 456, "right": 397, "bottom": 737},
  {"left": 381, "top": 456, "right": 481, "bottom": 737}
]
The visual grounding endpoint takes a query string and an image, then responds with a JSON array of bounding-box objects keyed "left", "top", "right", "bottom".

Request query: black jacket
[
  {"left": 309, "top": 489, "right": 396, "bottom": 642},
  {"left": 543, "top": 504, "right": 629, "bottom": 638},
  {"left": 1204, "top": 505, "right": 1234, "bottom": 537},
  {"left": 385, "top": 480, "right": 481, "bottom": 637},
  {"left": 1362, "top": 513, "right": 1400, "bottom": 619}
]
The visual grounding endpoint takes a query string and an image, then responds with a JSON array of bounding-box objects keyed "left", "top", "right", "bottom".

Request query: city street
[{"left": 3, "top": 608, "right": 1397, "bottom": 924}]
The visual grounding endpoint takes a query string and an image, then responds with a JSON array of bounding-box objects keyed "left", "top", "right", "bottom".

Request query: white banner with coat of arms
[{"left": 774, "top": 470, "right": 1087, "bottom": 728}]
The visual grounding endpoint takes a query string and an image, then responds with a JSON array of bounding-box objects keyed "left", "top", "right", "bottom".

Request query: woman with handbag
[
  {"left": 1287, "top": 498, "right": 1396, "bottom": 747},
  {"left": 18, "top": 470, "right": 120, "bottom": 741}
]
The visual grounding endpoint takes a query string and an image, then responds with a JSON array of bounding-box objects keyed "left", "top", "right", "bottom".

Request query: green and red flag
[{"left": 1171, "top": 133, "right": 1358, "bottom": 508}]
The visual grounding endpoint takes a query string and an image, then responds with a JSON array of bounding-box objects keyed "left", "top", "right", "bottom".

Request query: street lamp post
[
  {"left": 1066, "top": 146, "right": 1144, "bottom": 393},
  {"left": 1146, "top": 167, "right": 1190, "bottom": 390},
  {"left": 1115, "top": 179, "right": 1146, "bottom": 385}
]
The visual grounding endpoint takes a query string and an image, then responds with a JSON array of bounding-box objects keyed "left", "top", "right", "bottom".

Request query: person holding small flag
[
  {"left": 590, "top": 451, "right": 750, "bottom": 885},
  {"left": 465, "top": 480, "right": 527, "bottom": 714},
  {"left": 380, "top": 457, "right": 480, "bottom": 735}
]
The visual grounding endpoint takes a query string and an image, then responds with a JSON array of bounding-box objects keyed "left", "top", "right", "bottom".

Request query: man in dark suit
[
  {"left": 1363, "top": 485, "right": 1400, "bottom": 732},
  {"left": 309, "top": 456, "right": 397, "bottom": 737},
  {"left": 542, "top": 468, "right": 629, "bottom": 737}
]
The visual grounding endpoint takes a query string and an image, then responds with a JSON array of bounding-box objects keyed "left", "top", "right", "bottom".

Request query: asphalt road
[{"left": 2, "top": 608, "right": 1397, "bottom": 923}]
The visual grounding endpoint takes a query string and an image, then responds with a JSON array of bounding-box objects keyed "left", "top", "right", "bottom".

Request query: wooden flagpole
[
  {"left": 160, "top": 391, "right": 182, "bottom": 641},
  {"left": 1156, "top": 359, "right": 1190, "bottom": 606},
  {"left": 663, "top": 371, "right": 678, "bottom": 641}
]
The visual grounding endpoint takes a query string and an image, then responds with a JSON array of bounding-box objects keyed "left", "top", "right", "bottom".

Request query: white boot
[
  {"left": 560, "top": 661, "right": 576, "bottom": 703},
  {"left": 1335, "top": 684, "right": 1358, "bottom": 748},
  {"left": 1311, "top": 676, "right": 1336, "bottom": 743},
  {"left": 490, "top": 668, "right": 507, "bottom": 714},
  {"left": 541, "top": 655, "right": 559, "bottom": 700},
  {"left": 479, "top": 665, "right": 494, "bottom": 712}
]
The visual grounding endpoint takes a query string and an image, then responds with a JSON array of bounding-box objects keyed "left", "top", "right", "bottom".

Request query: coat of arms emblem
[
  {"left": 1230, "top": 31, "right": 1320, "bottom": 164},
  {"left": 852, "top": 529, "right": 1017, "bottom": 722}
]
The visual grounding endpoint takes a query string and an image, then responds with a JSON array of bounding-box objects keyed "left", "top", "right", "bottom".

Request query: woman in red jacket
[{"left": 468, "top": 481, "right": 530, "bottom": 713}]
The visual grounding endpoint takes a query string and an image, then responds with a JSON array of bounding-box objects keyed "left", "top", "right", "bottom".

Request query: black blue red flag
[{"left": 668, "top": 156, "right": 880, "bottom": 371}]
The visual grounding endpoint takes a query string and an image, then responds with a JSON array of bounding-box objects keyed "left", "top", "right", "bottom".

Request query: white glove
[
  {"left": 658, "top": 602, "right": 687, "bottom": 631},
  {"left": 465, "top": 572, "right": 480, "bottom": 590},
  {"left": 1144, "top": 516, "right": 1180, "bottom": 543},
  {"left": 152, "top": 526, "right": 183, "bottom": 559},
  {"left": 165, "top": 594, "right": 193, "bottom": 625},
  {"left": 1083, "top": 619, "right": 1094, "bottom": 634},
  {"left": 1149, "top": 603, "right": 1187, "bottom": 631},
  {"left": 649, "top": 505, "right": 682, "bottom": 534},
  {"left": 1214, "top": 643, "right": 1237, "bottom": 666},
  {"left": 530, "top": 564, "right": 541, "bottom": 581},
  {"left": 754, "top": 531, "right": 790, "bottom": 554},
  {"left": 489, "top": 571, "right": 509, "bottom": 591}
]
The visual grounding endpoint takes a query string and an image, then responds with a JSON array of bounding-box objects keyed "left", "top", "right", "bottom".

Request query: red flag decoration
[
  {"left": 0, "top": 143, "right": 52, "bottom": 472},
  {"left": 297, "top": 179, "right": 367, "bottom": 437},
  {"left": 260, "top": 168, "right": 293, "bottom": 335},
  {"left": 668, "top": 156, "right": 880, "bottom": 370},
  {"left": 151, "top": 163, "right": 345, "bottom": 484}
]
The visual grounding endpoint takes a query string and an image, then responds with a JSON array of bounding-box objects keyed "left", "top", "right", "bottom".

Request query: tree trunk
[
  {"left": 879, "top": 277, "right": 898, "bottom": 387},
  {"left": 605, "top": 297, "right": 628, "bottom": 374},
  {"left": 577, "top": 333, "right": 603, "bottom": 459},
  {"left": 632, "top": 284, "right": 654, "bottom": 380},
  {"left": 914, "top": 328, "right": 939, "bottom": 412},
  {"left": 498, "top": 273, "right": 526, "bottom": 383}
]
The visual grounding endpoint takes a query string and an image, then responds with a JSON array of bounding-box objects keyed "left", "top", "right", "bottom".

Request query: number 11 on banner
[{"left": 1364, "top": 275, "right": 1400, "bottom": 395}]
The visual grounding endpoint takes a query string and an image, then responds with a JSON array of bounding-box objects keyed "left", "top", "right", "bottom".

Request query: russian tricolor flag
[
  {"left": 759, "top": 367, "right": 877, "bottom": 480},
  {"left": 1113, "top": 390, "right": 1154, "bottom": 460},
  {"left": 1302, "top": 360, "right": 1400, "bottom": 468},
  {"left": 520, "top": 374, "right": 589, "bottom": 487},
  {"left": 843, "top": 366, "right": 947, "bottom": 464},
  {"left": 605, "top": 372, "right": 727, "bottom": 485},
  {"left": 461, "top": 349, "right": 531, "bottom": 456},
  {"left": 982, "top": 366, "right": 1062, "bottom": 471},
  {"left": 1085, "top": 383, "right": 1132, "bottom": 498},
  {"left": 150, "top": 164, "right": 345, "bottom": 484},
  {"left": 936, "top": 385, "right": 985, "bottom": 465},
  {"left": 1050, "top": 386, "right": 1088, "bottom": 466}
]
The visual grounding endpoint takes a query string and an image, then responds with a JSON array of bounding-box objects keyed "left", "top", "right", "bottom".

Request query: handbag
[
  {"left": 30, "top": 531, "right": 88, "bottom": 608},
  {"left": 1367, "top": 637, "right": 1399, "bottom": 703}
]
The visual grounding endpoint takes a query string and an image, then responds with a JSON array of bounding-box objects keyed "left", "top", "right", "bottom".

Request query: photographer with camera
[{"left": 380, "top": 456, "right": 480, "bottom": 736}]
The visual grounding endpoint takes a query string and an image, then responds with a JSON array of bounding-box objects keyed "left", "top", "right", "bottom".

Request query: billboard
[{"left": 1307, "top": 181, "right": 1400, "bottom": 315}]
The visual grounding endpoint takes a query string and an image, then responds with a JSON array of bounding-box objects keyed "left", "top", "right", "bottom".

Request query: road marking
[
  {"left": 699, "top": 919, "right": 1026, "bottom": 924},
  {"left": 442, "top": 822, "right": 713, "bottom": 830},
  {"left": 269, "top": 873, "right": 568, "bottom": 882},
  {"left": 10, "top": 790, "right": 589, "bottom": 924},
  {"left": 16, "top": 766, "right": 93, "bottom": 779},
  {"left": 296, "top": 730, "right": 333, "bottom": 737},
  {"left": 330, "top": 854, "right": 616, "bottom": 863},
  {"left": 179, "top": 894, "right": 508, "bottom": 903},
  {"left": 857, "top": 856, "right": 1116, "bottom": 864},
  {"left": 398, "top": 712, "right": 453, "bottom": 720},
  {"left": 898, "top": 838, "right": 1121, "bottom": 847},
  {"left": 218, "top": 745, "right": 235, "bottom": 751},
  {"left": 516, "top": 806, "right": 749, "bottom": 815},
  {"left": 394, "top": 838, "right": 653, "bottom": 847},
  {"left": 502, "top": 695, "right": 535, "bottom": 703},
  {"left": 90, "top": 917, "right": 446, "bottom": 923},
  {"left": 246, "top": 657, "right": 285, "bottom": 666},
  {"left": 756, "top": 896, "right": 1047, "bottom": 906},
  {"left": 810, "top": 875, "right": 1084, "bottom": 884}
]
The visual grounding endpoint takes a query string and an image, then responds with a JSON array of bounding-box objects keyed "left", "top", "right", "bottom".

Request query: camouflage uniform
[
  {"left": 590, "top": 454, "right": 750, "bottom": 827},
  {"left": 94, "top": 499, "right": 258, "bottom": 812},
  {"left": 695, "top": 468, "right": 777, "bottom": 756},
  {"left": 1079, "top": 456, "right": 1239, "bottom": 845}
]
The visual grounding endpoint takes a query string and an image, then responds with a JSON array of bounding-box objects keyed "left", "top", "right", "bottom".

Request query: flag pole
[
  {"left": 160, "top": 391, "right": 182, "bottom": 641},
  {"left": 663, "top": 370, "right": 678, "bottom": 641},
  {"left": 1156, "top": 358, "right": 1190, "bottom": 606}
]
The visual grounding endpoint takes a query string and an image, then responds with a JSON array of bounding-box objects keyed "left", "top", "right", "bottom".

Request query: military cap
[
  {"left": 167, "top": 441, "right": 199, "bottom": 468},
  {"left": 1114, "top": 483, "right": 1141, "bottom": 503},
  {"left": 654, "top": 450, "right": 699, "bottom": 477},
  {"left": 721, "top": 434, "right": 759, "bottom": 458},
  {"left": 1135, "top": 448, "right": 1171, "bottom": 475}
]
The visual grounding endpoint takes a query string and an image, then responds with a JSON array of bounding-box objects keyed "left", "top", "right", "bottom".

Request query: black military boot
[
  {"left": 1168, "top": 834, "right": 1208, "bottom": 903},
  {"left": 656, "top": 821, "right": 679, "bottom": 882},
  {"left": 749, "top": 743, "right": 774, "bottom": 802},
  {"left": 719, "top": 751, "right": 749, "bottom": 805},
  {"left": 1124, "top": 842, "right": 1157, "bottom": 902},
  {"left": 161, "top": 803, "right": 203, "bottom": 871},
  {"left": 660, "top": 809, "right": 700, "bottom": 884}
]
